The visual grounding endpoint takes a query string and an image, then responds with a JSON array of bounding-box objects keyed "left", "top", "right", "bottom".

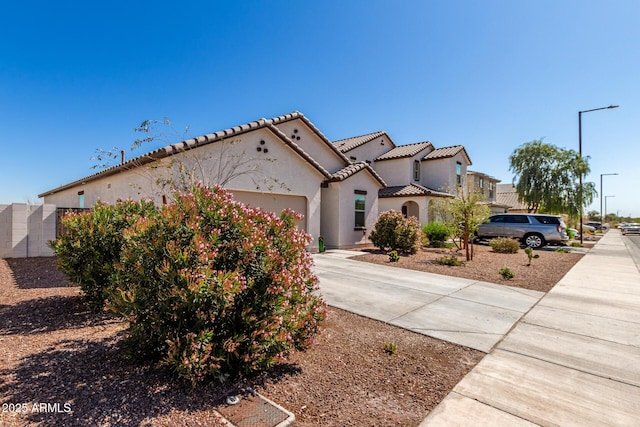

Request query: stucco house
[
  {"left": 39, "top": 110, "right": 492, "bottom": 250},
  {"left": 333, "top": 133, "right": 471, "bottom": 225},
  {"left": 39, "top": 112, "right": 386, "bottom": 251},
  {"left": 466, "top": 170, "right": 511, "bottom": 214}
]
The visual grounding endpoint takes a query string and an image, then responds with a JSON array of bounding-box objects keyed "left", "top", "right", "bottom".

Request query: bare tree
[{"left": 91, "top": 117, "right": 290, "bottom": 202}]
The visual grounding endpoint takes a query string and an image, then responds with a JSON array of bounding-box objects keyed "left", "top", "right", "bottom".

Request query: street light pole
[
  {"left": 600, "top": 173, "right": 618, "bottom": 228},
  {"left": 605, "top": 195, "right": 616, "bottom": 222},
  {"left": 578, "top": 105, "right": 618, "bottom": 244}
]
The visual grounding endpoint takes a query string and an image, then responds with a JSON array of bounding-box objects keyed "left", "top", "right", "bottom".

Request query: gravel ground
[
  {"left": 0, "top": 258, "right": 482, "bottom": 427},
  {"left": 352, "top": 242, "right": 587, "bottom": 293},
  {"left": 0, "top": 246, "right": 582, "bottom": 426}
]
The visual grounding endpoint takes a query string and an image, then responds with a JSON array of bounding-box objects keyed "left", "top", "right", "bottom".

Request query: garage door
[{"left": 230, "top": 190, "right": 308, "bottom": 231}]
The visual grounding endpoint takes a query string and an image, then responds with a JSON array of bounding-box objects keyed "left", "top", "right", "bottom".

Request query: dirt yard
[{"left": 0, "top": 257, "right": 486, "bottom": 426}]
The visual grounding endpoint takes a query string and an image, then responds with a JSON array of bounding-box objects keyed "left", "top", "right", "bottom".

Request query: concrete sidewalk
[
  {"left": 313, "top": 251, "right": 544, "bottom": 352},
  {"left": 421, "top": 230, "right": 640, "bottom": 426}
]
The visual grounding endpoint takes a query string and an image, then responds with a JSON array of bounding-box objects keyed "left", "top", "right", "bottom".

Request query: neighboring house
[
  {"left": 39, "top": 112, "right": 385, "bottom": 251},
  {"left": 495, "top": 183, "right": 529, "bottom": 212},
  {"left": 333, "top": 134, "right": 472, "bottom": 225},
  {"left": 466, "top": 171, "right": 511, "bottom": 214}
]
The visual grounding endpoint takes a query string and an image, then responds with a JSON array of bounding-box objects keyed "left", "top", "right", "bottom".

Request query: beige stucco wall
[
  {"left": 342, "top": 135, "right": 394, "bottom": 164},
  {"left": 41, "top": 127, "right": 326, "bottom": 250},
  {"left": 421, "top": 153, "right": 468, "bottom": 192},
  {"left": 372, "top": 158, "right": 413, "bottom": 186},
  {"left": 378, "top": 196, "right": 432, "bottom": 226},
  {"left": 275, "top": 120, "right": 345, "bottom": 173},
  {"left": 320, "top": 172, "right": 381, "bottom": 248}
]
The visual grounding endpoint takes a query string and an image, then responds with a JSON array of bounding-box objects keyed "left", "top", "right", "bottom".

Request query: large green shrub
[
  {"left": 50, "top": 199, "right": 157, "bottom": 311},
  {"left": 422, "top": 222, "right": 451, "bottom": 246},
  {"left": 489, "top": 237, "right": 520, "bottom": 254},
  {"left": 106, "top": 184, "right": 326, "bottom": 384},
  {"left": 370, "top": 210, "right": 420, "bottom": 254}
]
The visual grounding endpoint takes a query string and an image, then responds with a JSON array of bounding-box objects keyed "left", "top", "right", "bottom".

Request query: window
[
  {"left": 354, "top": 191, "right": 366, "bottom": 228},
  {"left": 78, "top": 190, "right": 85, "bottom": 209},
  {"left": 479, "top": 178, "right": 484, "bottom": 189},
  {"left": 456, "top": 162, "right": 462, "bottom": 185},
  {"left": 489, "top": 182, "right": 494, "bottom": 198},
  {"left": 413, "top": 160, "right": 420, "bottom": 181}
]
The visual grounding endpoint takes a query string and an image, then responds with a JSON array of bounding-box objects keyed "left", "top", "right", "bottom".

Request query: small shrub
[
  {"left": 107, "top": 184, "right": 327, "bottom": 385},
  {"left": 50, "top": 199, "right": 158, "bottom": 311},
  {"left": 370, "top": 210, "right": 420, "bottom": 254},
  {"left": 489, "top": 237, "right": 520, "bottom": 254},
  {"left": 387, "top": 250, "right": 400, "bottom": 262},
  {"left": 383, "top": 342, "right": 398, "bottom": 355},
  {"left": 554, "top": 248, "right": 569, "bottom": 253},
  {"left": 524, "top": 246, "right": 539, "bottom": 265},
  {"left": 570, "top": 242, "right": 583, "bottom": 248},
  {"left": 435, "top": 254, "right": 463, "bottom": 266},
  {"left": 499, "top": 267, "right": 515, "bottom": 280},
  {"left": 567, "top": 228, "right": 576, "bottom": 239},
  {"left": 422, "top": 222, "right": 451, "bottom": 247}
]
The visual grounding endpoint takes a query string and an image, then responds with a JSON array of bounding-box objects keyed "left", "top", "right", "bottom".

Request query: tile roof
[
  {"left": 39, "top": 112, "right": 335, "bottom": 197},
  {"left": 379, "top": 183, "right": 452, "bottom": 198},
  {"left": 375, "top": 141, "right": 434, "bottom": 161},
  {"left": 466, "top": 170, "right": 500, "bottom": 182},
  {"left": 270, "top": 111, "right": 353, "bottom": 165},
  {"left": 421, "top": 145, "right": 471, "bottom": 164},
  {"left": 333, "top": 131, "right": 390, "bottom": 153},
  {"left": 328, "top": 162, "right": 386, "bottom": 187},
  {"left": 495, "top": 185, "right": 528, "bottom": 210}
]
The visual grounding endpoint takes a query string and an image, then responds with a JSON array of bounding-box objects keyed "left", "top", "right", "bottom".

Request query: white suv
[{"left": 476, "top": 213, "right": 569, "bottom": 249}]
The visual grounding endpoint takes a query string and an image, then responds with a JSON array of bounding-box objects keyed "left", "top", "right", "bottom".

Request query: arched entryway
[{"left": 401, "top": 201, "right": 420, "bottom": 221}]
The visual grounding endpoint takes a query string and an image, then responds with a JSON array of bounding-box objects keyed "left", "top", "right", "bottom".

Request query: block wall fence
[{"left": 0, "top": 203, "right": 56, "bottom": 258}]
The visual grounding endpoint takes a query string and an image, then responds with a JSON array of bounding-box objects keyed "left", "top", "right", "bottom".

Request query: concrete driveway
[{"left": 312, "top": 250, "right": 543, "bottom": 353}]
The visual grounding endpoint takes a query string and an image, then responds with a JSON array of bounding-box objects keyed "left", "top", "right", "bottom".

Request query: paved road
[{"left": 312, "top": 250, "right": 543, "bottom": 353}]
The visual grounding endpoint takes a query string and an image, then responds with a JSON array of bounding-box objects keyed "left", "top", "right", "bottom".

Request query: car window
[
  {"left": 533, "top": 216, "right": 560, "bottom": 225},
  {"left": 490, "top": 215, "right": 505, "bottom": 223},
  {"left": 505, "top": 215, "right": 529, "bottom": 223}
]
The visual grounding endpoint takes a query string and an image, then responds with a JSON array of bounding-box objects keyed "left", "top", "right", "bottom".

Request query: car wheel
[{"left": 523, "top": 233, "right": 545, "bottom": 249}]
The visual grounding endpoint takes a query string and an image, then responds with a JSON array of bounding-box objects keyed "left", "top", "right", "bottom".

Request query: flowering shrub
[
  {"left": 107, "top": 184, "right": 326, "bottom": 384},
  {"left": 370, "top": 210, "right": 420, "bottom": 254},
  {"left": 50, "top": 199, "right": 157, "bottom": 311}
]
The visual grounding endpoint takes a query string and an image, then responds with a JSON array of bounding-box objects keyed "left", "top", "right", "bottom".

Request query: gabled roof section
[
  {"left": 422, "top": 145, "right": 472, "bottom": 165},
  {"left": 467, "top": 170, "right": 500, "bottom": 182},
  {"left": 379, "top": 183, "right": 452, "bottom": 198},
  {"left": 375, "top": 141, "right": 434, "bottom": 161},
  {"left": 496, "top": 184, "right": 528, "bottom": 211},
  {"left": 270, "top": 111, "right": 353, "bottom": 165},
  {"left": 328, "top": 162, "right": 386, "bottom": 187},
  {"left": 332, "top": 131, "right": 394, "bottom": 153},
  {"left": 39, "top": 112, "right": 333, "bottom": 197}
]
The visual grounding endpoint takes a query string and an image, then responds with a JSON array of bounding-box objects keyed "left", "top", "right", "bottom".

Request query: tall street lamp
[
  {"left": 600, "top": 173, "right": 618, "bottom": 227},
  {"left": 578, "top": 105, "right": 619, "bottom": 244},
  {"left": 605, "top": 195, "right": 616, "bottom": 222}
]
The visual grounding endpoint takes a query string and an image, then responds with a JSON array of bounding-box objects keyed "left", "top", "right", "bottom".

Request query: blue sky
[{"left": 2, "top": 1, "right": 638, "bottom": 217}]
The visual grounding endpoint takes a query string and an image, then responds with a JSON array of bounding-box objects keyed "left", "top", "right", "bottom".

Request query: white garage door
[{"left": 230, "top": 190, "right": 308, "bottom": 231}]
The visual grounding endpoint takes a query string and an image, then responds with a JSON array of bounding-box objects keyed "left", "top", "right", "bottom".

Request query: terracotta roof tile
[
  {"left": 333, "top": 131, "right": 389, "bottom": 153},
  {"left": 379, "top": 183, "right": 452, "bottom": 198},
  {"left": 495, "top": 184, "right": 528, "bottom": 210},
  {"left": 421, "top": 145, "right": 466, "bottom": 160},
  {"left": 328, "top": 162, "right": 386, "bottom": 187},
  {"left": 375, "top": 141, "right": 434, "bottom": 161},
  {"left": 39, "top": 112, "right": 335, "bottom": 197}
]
